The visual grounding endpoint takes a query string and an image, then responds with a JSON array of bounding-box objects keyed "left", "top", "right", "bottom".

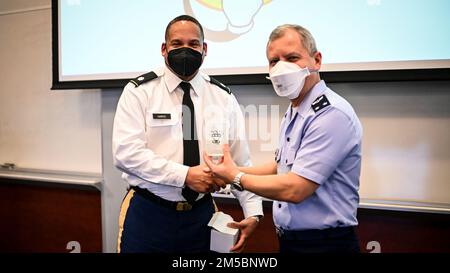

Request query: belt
[
  {"left": 130, "top": 186, "right": 211, "bottom": 212},
  {"left": 276, "top": 226, "right": 356, "bottom": 241}
]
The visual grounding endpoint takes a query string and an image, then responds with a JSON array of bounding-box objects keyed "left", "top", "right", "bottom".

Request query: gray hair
[{"left": 267, "top": 24, "right": 318, "bottom": 56}]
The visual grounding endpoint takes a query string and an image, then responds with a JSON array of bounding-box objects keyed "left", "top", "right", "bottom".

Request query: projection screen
[{"left": 52, "top": 0, "right": 450, "bottom": 89}]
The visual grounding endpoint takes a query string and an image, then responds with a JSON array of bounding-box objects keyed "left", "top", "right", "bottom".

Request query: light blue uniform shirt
[{"left": 273, "top": 80, "right": 362, "bottom": 231}]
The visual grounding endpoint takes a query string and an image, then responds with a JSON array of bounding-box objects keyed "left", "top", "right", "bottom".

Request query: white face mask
[{"left": 267, "top": 61, "right": 317, "bottom": 100}]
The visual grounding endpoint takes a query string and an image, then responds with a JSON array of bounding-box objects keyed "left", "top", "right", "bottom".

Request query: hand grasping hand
[{"left": 203, "top": 144, "right": 240, "bottom": 184}]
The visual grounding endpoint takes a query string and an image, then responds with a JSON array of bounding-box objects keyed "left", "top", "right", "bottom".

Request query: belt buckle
[{"left": 176, "top": 202, "right": 192, "bottom": 211}]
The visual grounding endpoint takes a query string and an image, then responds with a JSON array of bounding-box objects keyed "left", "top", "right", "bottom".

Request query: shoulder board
[
  {"left": 129, "top": 71, "right": 158, "bottom": 87},
  {"left": 209, "top": 77, "right": 231, "bottom": 94},
  {"left": 311, "top": 94, "right": 331, "bottom": 113}
]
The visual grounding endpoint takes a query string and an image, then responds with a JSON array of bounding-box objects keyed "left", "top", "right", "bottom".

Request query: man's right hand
[{"left": 185, "top": 165, "right": 226, "bottom": 193}]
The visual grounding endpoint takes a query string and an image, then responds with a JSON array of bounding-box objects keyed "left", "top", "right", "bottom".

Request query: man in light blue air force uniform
[{"left": 204, "top": 24, "right": 363, "bottom": 253}]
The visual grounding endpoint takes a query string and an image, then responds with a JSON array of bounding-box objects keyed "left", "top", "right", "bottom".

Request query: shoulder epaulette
[
  {"left": 129, "top": 71, "right": 158, "bottom": 87},
  {"left": 209, "top": 77, "right": 231, "bottom": 94},
  {"left": 312, "top": 94, "right": 331, "bottom": 113}
]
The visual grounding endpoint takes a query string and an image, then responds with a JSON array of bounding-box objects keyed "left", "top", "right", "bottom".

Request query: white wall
[
  {"left": 333, "top": 81, "right": 450, "bottom": 205},
  {"left": 0, "top": 0, "right": 49, "bottom": 13},
  {"left": 0, "top": 0, "right": 102, "bottom": 174}
]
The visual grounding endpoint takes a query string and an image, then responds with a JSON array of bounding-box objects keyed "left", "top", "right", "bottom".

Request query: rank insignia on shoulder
[
  {"left": 209, "top": 77, "right": 231, "bottom": 94},
  {"left": 129, "top": 71, "right": 158, "bottom": 87},
  {"left": 312, "top": 95, "right": 331, "bottom": 113}
]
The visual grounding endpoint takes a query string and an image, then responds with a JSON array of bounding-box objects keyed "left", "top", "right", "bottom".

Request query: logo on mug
[{"left": 211, "top": 129, "right": 222, "bottom": 144}]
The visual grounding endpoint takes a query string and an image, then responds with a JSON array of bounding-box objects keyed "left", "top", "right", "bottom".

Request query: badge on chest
[{"left": 152, "top": 113, "right": 171, "bottom": 120}]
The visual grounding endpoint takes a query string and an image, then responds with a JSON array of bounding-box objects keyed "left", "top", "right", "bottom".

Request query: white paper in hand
[
  {"left": 208, "top": 212, "right": 239, "bottom": 253},
  {"left": 208, "top": 211, "right": 238, "bottom": 235}
]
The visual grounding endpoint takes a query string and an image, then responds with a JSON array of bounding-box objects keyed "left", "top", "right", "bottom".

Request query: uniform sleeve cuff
[
  {"left": 291, "top": 165, "right": 326, "bottom": 185},
  {"left": 170, "top": 162, "right": 189, "bottom": 188},
  {"left": 240, "top": 199, "right": 264, "bottom": 219}
]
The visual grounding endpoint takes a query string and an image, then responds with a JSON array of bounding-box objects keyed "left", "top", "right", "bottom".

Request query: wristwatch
[
  {"left": 232, "top": 172, "right": 245, "bottom": 191},
  {"left": 251, "top": 215, "right": 262, "bottom": 223}
]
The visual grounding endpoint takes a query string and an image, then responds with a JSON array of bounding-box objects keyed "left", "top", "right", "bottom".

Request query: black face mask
[{"left": 167, "top": 47, "right": 203, "bottom": 77}]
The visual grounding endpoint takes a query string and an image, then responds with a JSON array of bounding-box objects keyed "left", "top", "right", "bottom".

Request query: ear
[
  {"left": 313, "top": 51, "right": 322, "bottom": 70},
  {"left": 161, "top": 43, "right": 167, "bottom": 57},
  {"left": 203, "top": 42, "right": 208, "bottom": 57}
]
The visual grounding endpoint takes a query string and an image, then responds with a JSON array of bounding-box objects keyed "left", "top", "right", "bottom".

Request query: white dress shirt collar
[{"left": 163, "top": 65, "right": 204, "bottom": 97}]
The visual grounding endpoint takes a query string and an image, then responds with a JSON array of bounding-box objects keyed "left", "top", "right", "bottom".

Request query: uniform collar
[
  {"left": 163, "top": 65, "right": 203, "bottom": 96},
  {"left": 297, "top": 80, "right": 327, "bottom": 117}
]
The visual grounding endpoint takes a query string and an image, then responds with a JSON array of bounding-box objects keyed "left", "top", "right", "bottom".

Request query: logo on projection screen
[{"left": 184, "top": 0, "right": 271, "bottom": 42}]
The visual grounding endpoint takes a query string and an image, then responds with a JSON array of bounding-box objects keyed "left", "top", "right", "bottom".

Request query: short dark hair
[{"left": 165, "top": 15, "right": 204, "bottom": 42}]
